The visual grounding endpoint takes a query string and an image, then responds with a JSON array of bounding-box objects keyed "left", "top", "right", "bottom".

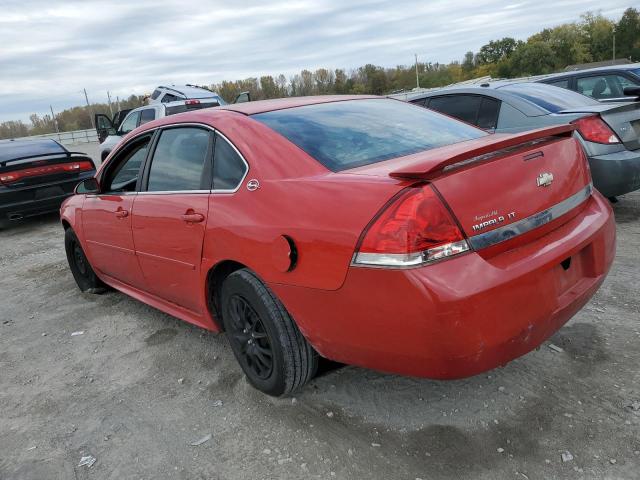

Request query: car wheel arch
[{"left": 206, "top": 260, "right": 249, "bottom": 330}]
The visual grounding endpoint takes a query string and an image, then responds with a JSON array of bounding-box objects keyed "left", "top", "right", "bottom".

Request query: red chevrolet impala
[{"left": 61, "top": 96, "right": 615, "bottom": 396}]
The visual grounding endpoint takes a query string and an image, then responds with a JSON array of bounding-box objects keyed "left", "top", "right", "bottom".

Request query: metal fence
[{"left": 12, "top": 128, "right": 98, "bottom": 146}]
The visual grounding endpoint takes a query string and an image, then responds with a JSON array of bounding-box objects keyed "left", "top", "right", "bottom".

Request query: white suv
[{"left": 95, "top": 85, "right": 225, "bottom": 162}]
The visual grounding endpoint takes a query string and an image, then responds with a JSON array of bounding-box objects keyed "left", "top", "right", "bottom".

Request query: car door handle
[
  {"left": 181, "top": 212, "right": 205, "bottom": 223},
  {"left": 115, "top": 209, "right": 129, "bottom": 218}
]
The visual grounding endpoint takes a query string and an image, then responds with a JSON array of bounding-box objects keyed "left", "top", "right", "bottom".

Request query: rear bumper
[
  {"left": 589, "top": 149, "right": 640, "bottom": 197},
  {"left": 0, "top": 174, "right": 92, "bottom": 222},
  {"left": 270, "top": 192, "right": 615, "bottom": 379}
]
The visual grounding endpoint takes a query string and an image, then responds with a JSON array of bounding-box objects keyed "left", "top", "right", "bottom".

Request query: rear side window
[
  {"left": 161, "top": 93, "right": 180, "bottom": 103},
  {"left": 477, "top": 97, "right": 500, "bottom": 129},
  {"left": 146, "top": 128, "right": 211, "bottom": 191},
  {"left": 428, "top": 95, "right": 500, "bottom": 130},
  {"left": 150, "top": 89, "right": 161, "bottom": 100},
  {"left": 213, "top": 134, "right": 248, "bottom": 191},
  {"left": 429, "top": 95, "right": 482, "bottom": 125},
  {"left": 165, "top": 100, "right": 220, "bottom": 116},
  {"left": 139, "top": 108, "right": 156, "bottom": 125},
  {"left": 253, "top": 99, "right": 484, "bottom": 171}
]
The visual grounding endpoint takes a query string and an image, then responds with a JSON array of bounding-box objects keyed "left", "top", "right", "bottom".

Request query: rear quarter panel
[{"left": 200, "top": 113, "right": 406, "bottom": 290}]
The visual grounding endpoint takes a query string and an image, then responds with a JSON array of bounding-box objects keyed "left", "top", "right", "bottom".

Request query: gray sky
[{"left": 0, "top": 0, "right": 630, "bottom": 122}]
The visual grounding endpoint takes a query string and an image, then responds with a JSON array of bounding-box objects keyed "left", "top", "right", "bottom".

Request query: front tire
[
  {"left": 64, "top": 228, "right": 107, "bottom": 293},
  {"left": 221, "top": 269, "right": 318, "bottom": 396}
]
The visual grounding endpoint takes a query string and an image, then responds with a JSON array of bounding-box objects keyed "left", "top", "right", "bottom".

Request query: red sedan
[{"left": 61, "top": 96, "right": 615, "bottom": 396}]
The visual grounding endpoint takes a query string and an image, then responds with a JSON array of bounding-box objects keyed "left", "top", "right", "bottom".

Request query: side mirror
[
  {"left": 623, "top": 86, "right": 640, "bottom": 98},
  {"left": 234, "top": 91, "right": 251, "bottom": 104},
  {"left": 75, "top": 178, "right": 100, "bottom": 194}
]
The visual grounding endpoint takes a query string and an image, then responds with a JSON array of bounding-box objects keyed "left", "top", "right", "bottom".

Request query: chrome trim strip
[
  {"left": 137, "top": 190, "right": 210, "bottom": 195},
  {"left": 468, "top": 183, "right": 593, "bottom": 251}
]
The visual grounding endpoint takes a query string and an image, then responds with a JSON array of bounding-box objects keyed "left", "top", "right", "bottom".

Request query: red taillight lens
[
  {"left": 572, "top": 116, "right": 620, "bottom": 144},
  {"left": 0, "top": 160, "right": 94, "bottom": 185},
  {"left": 185, "top": 99, "right": 201, "bottom": 105},
  {"left": 353, "top": 184, "right": 469, "bottom": 267}
]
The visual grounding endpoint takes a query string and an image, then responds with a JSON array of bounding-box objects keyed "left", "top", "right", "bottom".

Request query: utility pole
[
  {"left": 612, "top": 26, "right": 616, "bottom": 62},
  {"left": 415, "top": 53, "right": 420, "bottom": 89},
  {"left": 106, "top": 91, "right": 114, "bottom": 117},
  {"left": 116, "top": 96, "right": 121, "bottom": 111},
  {"left": 83, "top": 88, "right": 95, "bottom": 128},
  {"left": 49, "top": 105, "right": 60, "bottom": 140}
]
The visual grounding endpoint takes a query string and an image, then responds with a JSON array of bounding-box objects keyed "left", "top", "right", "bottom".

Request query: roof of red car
[{"left": 220, "top": 95, "right": 379, "bottom": 115}]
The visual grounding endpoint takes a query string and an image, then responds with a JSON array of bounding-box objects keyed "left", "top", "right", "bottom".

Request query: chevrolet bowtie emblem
[{"left": 537, "top": 172, "right": 554, "bottom": 187}]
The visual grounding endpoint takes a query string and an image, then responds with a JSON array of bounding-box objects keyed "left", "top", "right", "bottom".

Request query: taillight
[
  {"left": 0, "top": 160, "right": 94, "bottom": 185},
  {"left": 185, "top": 99, "right": 201, "bottom": 105},
  {"left": 352, "top": 184, "right": 469, "bottom": 267},
  {"left": 572, "top": 116, "right": 620, "bottom": 144}
]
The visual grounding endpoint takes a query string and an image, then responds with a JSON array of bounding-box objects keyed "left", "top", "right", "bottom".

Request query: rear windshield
[
  {"left": 0, "top": 139, "right": 65, "bottom": 162},
  {"left": 253, "top": 99, "right": 485, "bottom": 171},
  {"left": 165, "top": 100, "right": 221, "bottom": 116},
  {"left": 499, "top": 83, "right": 600, "bottom": 113}
]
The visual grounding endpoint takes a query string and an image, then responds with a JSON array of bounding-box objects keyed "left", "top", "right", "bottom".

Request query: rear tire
[
  {"left": 64, "top": 228, "right": 107, "bottom": 293},
  {"left": 221, "top": 269, "right": 318, "bottom": 396}
]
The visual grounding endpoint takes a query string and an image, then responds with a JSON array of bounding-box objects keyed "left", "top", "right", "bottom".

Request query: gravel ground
[{"left": 0, "top": 160, "right": 639, "bottom": 479}]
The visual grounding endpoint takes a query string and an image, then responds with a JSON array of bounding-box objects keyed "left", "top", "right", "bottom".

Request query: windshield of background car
[
  {"left": 252, "top": 99, "right": 485, "bottom": 171},
  {"left": 499, "top": 83, "right": 600, "bottom": 113}
]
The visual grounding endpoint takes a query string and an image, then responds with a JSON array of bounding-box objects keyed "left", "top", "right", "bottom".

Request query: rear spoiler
[{"left": 389, "top": 124, "right": 576, "bottom": 180}]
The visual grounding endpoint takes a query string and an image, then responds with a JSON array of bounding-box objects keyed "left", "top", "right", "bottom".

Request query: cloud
[{"left": 0, "top": 0, "right": 631, "bottom": 121}]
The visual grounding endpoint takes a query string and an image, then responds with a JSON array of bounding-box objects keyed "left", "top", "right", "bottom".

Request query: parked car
[
  {"left": 1, "top": 139, "right": 95, "bottom": 228},
  {"left": 535, "top": 63, "right": 640, "bottom": 103},
  {"left": 61, "top": 96, "right": 615, "bottom": 396},
  {"left": 96, "top": 87, "right": 226, "bottom": 162},
  {"left": 393, "top": 82, "right": 640, "bottom": 199},
  {"left": 147, "top": 84, "right": 225, "bottom": 105}
]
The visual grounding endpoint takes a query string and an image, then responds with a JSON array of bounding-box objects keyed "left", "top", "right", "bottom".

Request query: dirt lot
[{"left": 1, "top": 163, "right": 639, "bottom": 479}]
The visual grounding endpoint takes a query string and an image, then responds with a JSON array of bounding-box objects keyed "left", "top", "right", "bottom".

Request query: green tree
[{"left": 616, "top": 8, "right": 640, "bottom": 60}]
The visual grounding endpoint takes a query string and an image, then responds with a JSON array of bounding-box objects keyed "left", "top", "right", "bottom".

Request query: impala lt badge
[
  {"left": 472, "top": 211, "right": 516, "bottom": 232},
  {"left": 537, "top": 172, "right": 554, "bottom": 187}
]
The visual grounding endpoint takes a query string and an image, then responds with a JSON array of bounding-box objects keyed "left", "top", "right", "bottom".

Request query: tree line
[{"left": 1, "top": 7, "right": 638, "bottom": 140}]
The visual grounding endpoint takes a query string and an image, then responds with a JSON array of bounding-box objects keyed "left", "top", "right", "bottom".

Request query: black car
[
  {"left": 536, "top": 63, "right": 640, "bottom": 103},
  {"left": 0, "top": 139, "right": 96, "bottom": 228}
]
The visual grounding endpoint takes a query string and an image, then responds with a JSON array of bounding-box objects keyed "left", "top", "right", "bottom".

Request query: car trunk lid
[
  {"left": 559, "top": 102, "right": 640, "bottom": 151},
  {"left": 0, "top": 153, "right": 95, "bottom": 188},
  {"left": 352, "top": 125, "right": 592, "bottom": 250}
]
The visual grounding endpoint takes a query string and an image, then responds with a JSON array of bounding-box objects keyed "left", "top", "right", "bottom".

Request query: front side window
[
  {"left": 139, "top": 108, "right": 156, "bottom": 126},
  {"left": 118, "top": 111, "right": 141, "bottom": 135},
  {"left": 105, "top": 137, "right": 150, "bottom": 192},
  {"left": 146, "top": 127, "right": 211, "bottom": 191},
  {"left": 213, "top": 134, "right": 248, "bottom": 191},
  {"left": 253, "top": 99, "right": 484, "bottom": 171}
]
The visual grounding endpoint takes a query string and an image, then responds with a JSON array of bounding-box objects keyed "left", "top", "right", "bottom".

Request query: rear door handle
[
  {"left": 181, "top": 212, "right": 205, "bottom": 223},
  {"left": 115, "top": 209, "right": 129, "bottom": 218}
]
